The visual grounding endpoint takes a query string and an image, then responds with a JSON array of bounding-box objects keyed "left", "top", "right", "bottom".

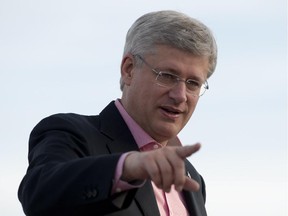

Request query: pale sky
[{"left": 0, "top": 1, "right": 287, "bottom": 215}]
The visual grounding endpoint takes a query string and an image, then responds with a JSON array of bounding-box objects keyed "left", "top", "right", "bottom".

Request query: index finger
[{"left": 175, "top": 143, "right": 201, "bottom": 159}]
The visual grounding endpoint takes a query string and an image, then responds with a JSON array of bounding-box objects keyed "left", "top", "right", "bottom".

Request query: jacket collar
[{"left": 98, "top": 101, "right": 139, "bottom": 153}]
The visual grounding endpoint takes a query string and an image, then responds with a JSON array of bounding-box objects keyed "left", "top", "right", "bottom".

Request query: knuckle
[
  {"left": 161, "top": 165, "right": 171, "bottom": 174},
  {"left": 149, "top": 168, "right": 158, "bottom": 177}
]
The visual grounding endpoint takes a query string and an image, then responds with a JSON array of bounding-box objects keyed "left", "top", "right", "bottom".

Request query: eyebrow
[
  {"left": 158, "top": 68, "right": 205, "bottom": 83},
  {"left": 138, "top": 55, "right": 206, "bottom": 83}
]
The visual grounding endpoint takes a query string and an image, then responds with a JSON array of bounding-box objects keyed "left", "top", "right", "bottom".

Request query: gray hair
[{"left": 120, "top": 10, "right": 217, "bottom": 90}]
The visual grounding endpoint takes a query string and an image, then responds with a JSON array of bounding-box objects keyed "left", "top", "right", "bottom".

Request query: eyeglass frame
[{"left": 134, "top": 54, "right": 209, "bottom": 97}]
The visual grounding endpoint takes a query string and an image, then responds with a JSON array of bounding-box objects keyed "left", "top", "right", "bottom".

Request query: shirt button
[{"left": 153, "top": 144, "right": 159, "bottom": 149}]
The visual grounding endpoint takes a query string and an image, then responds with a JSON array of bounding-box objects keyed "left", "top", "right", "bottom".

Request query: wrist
[{"left": 121, "top": 151, "right": 139, "bottom": 182}]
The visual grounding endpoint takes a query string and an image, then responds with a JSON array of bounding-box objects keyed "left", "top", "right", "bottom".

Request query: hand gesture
[{"left": 122, "top": 143, "right": 201, "bottom": 192}]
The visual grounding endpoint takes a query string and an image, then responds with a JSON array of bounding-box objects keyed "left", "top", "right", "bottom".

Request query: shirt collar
[
  {"left": 115, "top": 99, "right": 155, "bottom": 149},
  {"left": 115, "top": 99, "right": 183, "bottom": 149}
]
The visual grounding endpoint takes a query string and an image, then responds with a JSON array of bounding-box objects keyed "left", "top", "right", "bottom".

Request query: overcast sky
[{"left": 0, "top": 0, "right": 287, "bottom": 215}]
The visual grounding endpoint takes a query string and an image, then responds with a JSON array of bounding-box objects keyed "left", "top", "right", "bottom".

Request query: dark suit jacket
[{"left": 18, "top": 101, "right": 207, "bottom": 216}]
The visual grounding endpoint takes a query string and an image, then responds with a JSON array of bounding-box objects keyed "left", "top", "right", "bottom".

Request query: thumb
[
  {"left": 183, "top": 176, "right": 200, "bottom": 191},
  {"left": 176, "top": 143, "right": 201, "bottom": 159}
]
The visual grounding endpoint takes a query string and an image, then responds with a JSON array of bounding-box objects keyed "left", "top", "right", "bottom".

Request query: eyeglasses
[{"left": 135, "top": 55, "right": 209, "bottom": 97}]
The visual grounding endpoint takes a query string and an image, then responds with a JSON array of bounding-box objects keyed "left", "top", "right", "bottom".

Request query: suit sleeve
[
  {"left": 200, "top": 175, "right": 206, "bottom": 203},
  {"left": 18, "top": 114, "right": 136, "bottom": 216}
]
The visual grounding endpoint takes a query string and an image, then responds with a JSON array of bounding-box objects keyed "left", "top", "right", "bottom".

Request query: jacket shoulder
[{"left": 31, "top": 113, "right": 99, "bottom": 134}]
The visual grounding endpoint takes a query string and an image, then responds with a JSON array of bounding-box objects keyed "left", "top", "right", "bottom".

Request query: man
[{"left": 18, "top": 10, "right": 217, "bottom": 216}]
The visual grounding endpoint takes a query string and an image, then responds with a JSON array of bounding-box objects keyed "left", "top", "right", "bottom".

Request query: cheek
[
  {"left": 187, "top": 100, "right": 198, "bottom": 116},
  {"left": 139, "top": 83, "right": 160, "bottom": 99}
]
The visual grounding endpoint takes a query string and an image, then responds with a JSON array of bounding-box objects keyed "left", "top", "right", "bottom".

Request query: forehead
[{"left": 145, "top": 46, "right": 209, "bottom": 80}]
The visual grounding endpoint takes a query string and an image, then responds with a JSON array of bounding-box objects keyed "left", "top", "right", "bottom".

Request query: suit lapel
[
  {"left": 134, "top": 181, "right": 160, "bottom": 216},
  {"left": 183, "top": 160, "right": 207, "bottom": 216},
  {"left": 183, "top": 190, "right": 203, "bottom": 216},
  {"left": 99, "top": 102, "right": 159, "bottom": 215},
  {"left": 99, "top": 101, "right": 139, "bottom": 153}
]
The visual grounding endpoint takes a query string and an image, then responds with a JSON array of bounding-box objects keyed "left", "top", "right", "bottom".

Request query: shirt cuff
[{"left": 112, "top": 152, "right": 145, "bottom": 194}]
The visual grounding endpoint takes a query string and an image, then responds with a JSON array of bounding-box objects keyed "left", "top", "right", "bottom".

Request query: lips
[
  {"left": 162, "top": 107, "right": 180, "bottom": 114},
  {"left": 160, "top": 106, "right": 183, "bottom": 119}
]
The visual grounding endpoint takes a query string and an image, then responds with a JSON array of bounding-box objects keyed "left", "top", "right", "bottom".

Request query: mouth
[{"left": 160, "top": 106, "right": 183, "bottom": 119}]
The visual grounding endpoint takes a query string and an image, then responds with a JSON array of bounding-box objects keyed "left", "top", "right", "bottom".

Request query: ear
[{"left": 120, "top": 54, "right": 135, "bottom": 87}]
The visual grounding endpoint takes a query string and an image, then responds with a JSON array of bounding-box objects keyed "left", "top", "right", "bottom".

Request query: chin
[{"left": 157, "top": 128, "right": 179, "bottom": 141}]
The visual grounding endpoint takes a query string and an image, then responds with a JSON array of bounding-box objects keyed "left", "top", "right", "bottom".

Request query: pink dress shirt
[{"left": 112, "top": 99, "right": 189, "bottom": 216}]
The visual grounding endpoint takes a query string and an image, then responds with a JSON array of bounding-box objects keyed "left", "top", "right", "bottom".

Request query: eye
[
  {"left": 159, "top": 72, "right": 177, "bottom": 80},
  {"left": 186, "top": 79, "right": 201, "bottom": 90},
  {"left": 157, "top": 72, "right": 179, "bottom": 85}
]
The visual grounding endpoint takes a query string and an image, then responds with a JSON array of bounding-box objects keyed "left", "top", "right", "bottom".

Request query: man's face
[{"left": 121, "top": 45, "right": 209, "bottom": 145}]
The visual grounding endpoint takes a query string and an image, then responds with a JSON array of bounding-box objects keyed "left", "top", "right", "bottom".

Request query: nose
[{"left": 168, "top": 81, "right": 187, "bottom": 103}]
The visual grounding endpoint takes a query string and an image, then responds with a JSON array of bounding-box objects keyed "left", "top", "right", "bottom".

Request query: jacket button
[
  {"left": 82, "top": 188, "right": 98, "bottom": 199},
  {"left": 91, "top": 189, "right": 98, "bottom": 197}
]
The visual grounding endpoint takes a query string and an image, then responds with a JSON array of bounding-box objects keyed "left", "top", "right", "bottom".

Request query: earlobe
[{"left": 121, "top": 55, "right": 134, "bottom": 86}]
